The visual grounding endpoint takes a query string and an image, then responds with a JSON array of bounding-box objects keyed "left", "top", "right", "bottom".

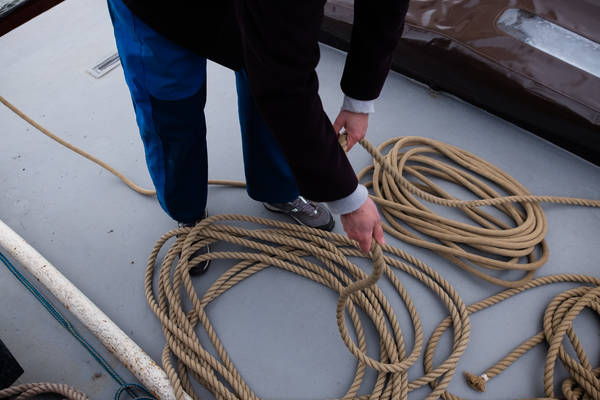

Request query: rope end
[
  {"left": 338, "top": 132, "right": 349, "bottom": 152},
  {"left": 465, "top": 371, "right": 487, "bottom": 392}
]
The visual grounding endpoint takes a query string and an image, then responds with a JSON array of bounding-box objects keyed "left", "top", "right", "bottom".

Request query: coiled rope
[
  {"left": 4, "top": 94, "right": 599, "bottom": 287},
  {"left": 145, "top": 214, "right": 471, "bottom": 400},
  {"left": 2, "top": 96, "right": 599, "bottom": 399},
  {"left": 347, "top": 136, "right": 600, "bottom": 287},
  {"left": 147, "top": 215, "right": 599, "bottom": 400},
  {"left": 0, "top": 382, "right": 90, "bottom": 400},
  {"left": 426, "top": 275, "right": 600, "bottom": 400}
]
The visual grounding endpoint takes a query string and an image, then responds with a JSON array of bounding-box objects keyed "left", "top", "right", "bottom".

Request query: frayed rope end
[{"left": 465, "top": 371, "right": 488, "bottom": 392}]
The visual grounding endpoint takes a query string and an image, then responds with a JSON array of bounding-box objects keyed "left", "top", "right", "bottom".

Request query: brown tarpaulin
[
  {"left": 321, "top": 0, "right": 600, "bottom": 164},
  {"left": 0, "top": 0, "right": 64, "bottom": 36}
]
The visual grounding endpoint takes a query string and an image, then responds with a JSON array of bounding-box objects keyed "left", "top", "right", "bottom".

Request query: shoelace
[{"left": 291, "top": 196, "right": 318, "bottom": 215}]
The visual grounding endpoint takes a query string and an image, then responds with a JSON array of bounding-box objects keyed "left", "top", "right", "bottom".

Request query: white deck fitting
[{"left": 1, "top": 0, "right": 599, "bottom": 399}]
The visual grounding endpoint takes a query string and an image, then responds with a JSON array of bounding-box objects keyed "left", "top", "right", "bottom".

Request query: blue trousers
[{"left": 107, "top": 0, "right": 300, "bottom": 223}]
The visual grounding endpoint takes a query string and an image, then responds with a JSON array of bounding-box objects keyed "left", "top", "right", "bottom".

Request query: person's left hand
[{"left": 333, "top": 110, "right": 369, "bottom": 151}]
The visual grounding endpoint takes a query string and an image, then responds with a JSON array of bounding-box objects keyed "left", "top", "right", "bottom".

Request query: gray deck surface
[{"left": 1, "top": 1, "right": 599, "bottom": 399}]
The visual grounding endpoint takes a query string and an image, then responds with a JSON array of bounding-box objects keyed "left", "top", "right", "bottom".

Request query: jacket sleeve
[
  {"left": 235, "top": 0, "right": 358, "bottom": 202},
  {"left": 340, "top": 0, "right": 410, "bottom": 100}
]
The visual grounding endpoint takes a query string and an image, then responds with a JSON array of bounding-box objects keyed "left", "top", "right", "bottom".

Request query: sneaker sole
[
  {"left": 189, "top": 257, "right": 211, "bottom": 276},
  {"left": 188, "top": 244, "right": 211, "bottom": 276},
  {"left": 178, "top": 212, "right": 211, "bottom": 276},
  {"left": 263, "top": 203, "right": 335, "bottom": 231}
]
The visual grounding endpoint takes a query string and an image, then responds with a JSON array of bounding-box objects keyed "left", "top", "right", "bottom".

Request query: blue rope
[{"left": 0, "top": 250, "right": 157, "bottom": 400}]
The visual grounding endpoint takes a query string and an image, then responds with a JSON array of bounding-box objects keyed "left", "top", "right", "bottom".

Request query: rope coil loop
[
  {"left": 351, "top": 136, "right": 600, "bottom": 288},
  {"left": 542, "top": 286, "right": 600, "bottom": 399},
  {"left": 3, "top": 95, "right": 600, "bottom": 399},
  {"left": 428, "top": 275, "right": 600, "bottom": 400},
  {"left": 145, "top": 214, "right": 471, "bottom": 400},
  {"left": 0, "top": 382, "right": 90, "bottom": 400},
  {"left": 4, "top": 94, "right": 598, "bottom": 289}
]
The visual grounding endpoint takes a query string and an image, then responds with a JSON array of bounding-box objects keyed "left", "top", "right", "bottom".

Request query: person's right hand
[
  {"left": 340, "top": 197, "right": 385, "bottom": 253},
  {"left": 333, "top": 110, "right": 369, "bottom": 151}
]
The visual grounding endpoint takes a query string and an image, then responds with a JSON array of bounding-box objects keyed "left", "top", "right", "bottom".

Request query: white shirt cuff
[
  {"left": 326, "top": 184, "right": 369, "bottom": 215},
  {"left": 342, "top": 95, "right": 375, "bottom": 114}
]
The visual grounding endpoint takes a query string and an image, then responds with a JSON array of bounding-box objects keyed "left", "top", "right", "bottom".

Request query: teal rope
[
  {"left": 0, "top": 250, "right": 155, "bottom": 400},
  {"left": 115, "top": 383, "right": 155, "bottom": 400}
]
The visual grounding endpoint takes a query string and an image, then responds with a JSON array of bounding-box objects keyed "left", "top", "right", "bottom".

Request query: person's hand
[
  {"left": 340, "top": 197, "right": 385, "bottom": 253},
  {"left": 333, "top": 110, "right": 369, "bottom": 151}
]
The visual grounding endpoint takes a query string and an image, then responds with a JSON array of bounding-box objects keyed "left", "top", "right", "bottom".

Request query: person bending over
[{"left": 107, "top": 0, "right": 409, "bottom": 273}]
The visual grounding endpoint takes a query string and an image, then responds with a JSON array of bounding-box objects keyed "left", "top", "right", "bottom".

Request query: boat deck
[{"left": 1, "top": 0, "right": 599, "bottom": 399}]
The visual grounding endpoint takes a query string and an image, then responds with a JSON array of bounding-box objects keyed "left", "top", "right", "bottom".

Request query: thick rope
[
  {"left": 145, "top": 214, "right": 472, "bottom": 400},
  {"left": 5, "top": 95, "right": 598, "bottom": 288},
  {"left": 345, "top": 135, "right": 600, "bottom": 287},
  {"left": 424, "top": 274, "right": 600, "bottom": 400},
  {"left": 0, "top": 382, "right": 90, "bottom": 400},
  {"left": 3, "top": 96, "right": 599, "bottom": 399},
  {"left": 146, "top": 216, "right": 600, "bottom": 400}
]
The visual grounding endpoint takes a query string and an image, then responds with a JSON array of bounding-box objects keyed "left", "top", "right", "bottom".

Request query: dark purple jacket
[{"left": 122, "top": 0, "right": 409, "bottom": 201}]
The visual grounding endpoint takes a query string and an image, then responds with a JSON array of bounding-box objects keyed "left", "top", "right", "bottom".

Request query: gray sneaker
[
  {"left": 264, "top": 196, "right": 335, "bottom": 231},
  {"left": 177, "top": 215, "right": 210, "bottom": 276}
]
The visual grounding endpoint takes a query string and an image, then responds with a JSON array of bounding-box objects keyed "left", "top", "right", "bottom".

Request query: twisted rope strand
[
  {"left": 145, "top": 214, "right": 471, "bottom": 400},
  {"left": 0, "top": 382, "right": 90, "bottom": 400},
  {"left": 5, "top": 94, "right": 598, "bottom": 287},
  {"left": 147, "top": 216, "right": 599, "bottom": 400},
  {"left": 3, "top": 96, "right": 599, "bottom": 399},
  {"left": 348, "top": 135, "right": 599, "bottom": 287},
  {"left": 428, "top": 275, "right": 600, "bottom": 400}
]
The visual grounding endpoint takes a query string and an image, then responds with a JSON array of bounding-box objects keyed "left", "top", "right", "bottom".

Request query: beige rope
[
  {"left": 3, "top": 96, "right": 599, "bottom": 399},
  {"left": 346, "top": 135, "right": 600, "bottom": 287},
  {"left": 0, "top": 95, "right": 156, "bottom": 196},
  {"left": 0, "top": 96, "right": 245, "bottom": 195},
  {"left": 424, "top": 275, "right": 600, "bottom": 400},
  {"left": 145, "top": 214, "right": 471, "bottom": 400},
  {"left": 0, "top": 382, "right": 90, "bottom": 400},
  {"left": 147, "top": 216, "right": 600, "bottom": 400},
  {"left": 4, "top": 94, "right": 599, "bottom": 286}
]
